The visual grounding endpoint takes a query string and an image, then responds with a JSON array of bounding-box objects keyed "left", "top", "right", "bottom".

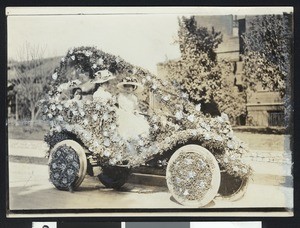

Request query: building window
[
  {"left": 268, "top": 110, "right": 284, "bottom": 127},
  {"left": 232, "top": 15, "right": 239, "bottom": 36}
]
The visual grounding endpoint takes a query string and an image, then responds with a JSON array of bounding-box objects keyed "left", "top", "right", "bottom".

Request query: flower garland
[{"left": 44, "top": 46, "right": 252, "bottom": 182}]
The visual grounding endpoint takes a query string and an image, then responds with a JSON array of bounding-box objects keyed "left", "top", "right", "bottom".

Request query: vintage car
[{"left": 43, "top": 47, "right": 251, "bottom": 207}]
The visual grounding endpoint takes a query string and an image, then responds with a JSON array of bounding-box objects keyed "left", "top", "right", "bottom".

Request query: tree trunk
[{"left": 30, "top": 104, "right": 35, "bottom": 128}]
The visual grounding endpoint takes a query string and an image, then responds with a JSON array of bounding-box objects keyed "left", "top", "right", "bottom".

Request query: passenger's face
[{"left": 124, "top": 85, "right": 134, "bottom": 92}]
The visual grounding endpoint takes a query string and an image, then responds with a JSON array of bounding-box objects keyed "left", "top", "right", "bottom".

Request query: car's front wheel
[{"left": 48, "top": 140, "right": 87, "bottom": 191}]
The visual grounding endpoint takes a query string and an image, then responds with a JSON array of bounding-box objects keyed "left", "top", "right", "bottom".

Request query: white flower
[
  {"left": 102, "top": 113, "right": 109, "bottom": 121},
  {"left": 221, "top": 113, "right": 229, "bottom": 122},
  {"left": 195, "top": 103, "right": 201, "bottom": 112},
  {"left": 175, "top": 177, "right": 182, "bottom": 183},
  {"left": 233, "top": 166, "right": 239, "bottom": 172},
  {"left": 242, "top": 168, "right": 248, "bottom": 173},
  {"left": 103, "top": 131, "right": 109, "bottom": 137},
  {"left": 216, "top": 116, "right": 224, "bottom": 123},
  {"left": 47, "top": 113, "right": 53, "bottom": 119},
  {"left": 110, "top": 123, "right": 117, "bottom": 130},
  {"left": 183, "top": 189, "right": 189, "bottom": 196},
  {"left": 104, "top": 139, "right": 110, "bottom": 147},
  {"left": 70, "top": 55, "right": 75, "bottom": 60},
  {"left": 132, "top": 68, "right": 137, "bottom": 74},
  {"left": 57, "top": 104, "right": 63, "bottom": 111},
  {"left": 152, "top": 84, "right": 158, "bottom": 90},
  {"left": 79, "top": 110, "right": 85, "bottom": 117},
  {"left": 199, "top": 159, "right": 206, "bottom": 168},
  {"left": 97, "top": 58, "right": 104, "bottom": 65},
  {"left": 93, "top": 141, "right": 99, "bottom": 148},
  {"left": 61, "top": 57, "right": 65, "bottom": 62},
  {"left": 92, "top": 64, "right": 97, "bottom": 69},
  {"left": 83, "top": 132, "right": 92, "bottom": 141},
  {"left": 85, "top": 50, "right": 92, "bottom": 57},
  {"left": 187, "top": 114, "right": 195, "bottom": 122},
  {"left": 50, "top": 104, "right": 56, "bottom": 111},
  {"left": 55, "top": 125, "right": 62, "bottom": 132},
  {"left": 201, "top": 122, "right": 211, "bottom": 131},
  {"left": 153, "top": 124, "right": 159, "bottom": 131},
  {"left": 103, "top": 150, "right": 111, "bottom": 157},
  {"left": 115, "top": 57, "right": 120, "bottom": 63},
  {"left": 175, "top": 111, "right": 183, "bottom": 120},
  {"left": 162, "top": 95, "right": 170, "bottom": 101},
  {"left": 230, "top": 155, "right": 236, "bottom": 160},
  {"left": 181, "top": 92, "right": 188, "bottom": 99},
  {"left": 52, "top": 72, "right": 58, "bottom": 80},
  {"left": 83, "top": 119, "right": 89, "bottom": 125},
  {"left": 67, "top": 169, "right": 74, "bottom": 175},
  {"left": 92, "top": 114, "right": 98, "bottom": 121},
  {"left": 146, "top": 75, "right": 151, "bottom": 81},
  {"left": 214, "top": 135, "right": 223, "bottom": 141},
  {"left": 112, "top": 134, "right": 120, "bottom": 142},
  {"left": 204, "top": 133, "right": 211, "bottom": 140},
  {"left": 138, "top": 140, "right": 144, "bottom": 146},
  {"left": 65, "top": 124, "right": 73, "bottom": 131},
  {"left": 199, "top": 181, "right": 205, "bottom": 189},
  {"left": 95, "top": 104, "right": 101, "bottom": 110},
  {"left": 188, "top": 171, "right": 196, "bottom": 178},
  {"left": 142, "top": 78, "right": 146, "bottom": 84},
  {"left": 57, "top": 115, "right": 64, "bottom": 121},
  {"left": 224, "top": 157, "right": 228, "bottom": 163},
  {"left": 184, "top": 158, "right": 193, "bottom": 165},
  {"left": 227, "top": 141, "right": 235, "bottom": 149}
]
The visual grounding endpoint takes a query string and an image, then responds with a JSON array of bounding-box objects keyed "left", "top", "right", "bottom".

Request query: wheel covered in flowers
[
  {"left": 98, "top": 166, "right": 131, "bottom": 189},
  {"left": 166, "top": 144, "right": 221, "bottom": 207},
  {"left": 48, "top": 140, "right": 87, "bottom": 191},
  {"left": 217, "top": 172, "right": 249, "bottom": 201}
]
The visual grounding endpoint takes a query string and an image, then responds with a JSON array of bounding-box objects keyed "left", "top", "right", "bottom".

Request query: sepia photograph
[{"left": 6, "top": 7, "right": 293, "bottom": 217}]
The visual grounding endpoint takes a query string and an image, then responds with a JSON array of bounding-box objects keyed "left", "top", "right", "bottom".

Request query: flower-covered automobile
[{"left": 43, "top": 46, "right": 251, "bottom": 207}]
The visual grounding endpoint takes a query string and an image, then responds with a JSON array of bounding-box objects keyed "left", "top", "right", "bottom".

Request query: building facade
[{"left": 157, "top": 15, "right": 285, "bottom": 127}]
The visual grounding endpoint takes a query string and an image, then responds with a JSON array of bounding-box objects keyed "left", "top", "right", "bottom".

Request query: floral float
[{"left": 43, "top": 46, "right": 251, "bottom": 206}]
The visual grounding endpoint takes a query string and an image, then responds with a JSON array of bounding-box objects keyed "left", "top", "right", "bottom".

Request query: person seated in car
[
  {"left": 91, "top": 70, "right": 116, "bottom": 104},
  {"left": 116, "top": 76, "right": 150, "bottom": 140}
]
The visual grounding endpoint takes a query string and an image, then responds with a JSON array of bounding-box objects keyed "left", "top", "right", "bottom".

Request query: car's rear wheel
[
  {"left": 218, "top": 172, "right": 249, "bottom": 201},
  {"left": 166, "top": 144, "right": 221, "bottom": 207},
  {"left": 48, "top": 140, "right": 87, "bottom": 191}
]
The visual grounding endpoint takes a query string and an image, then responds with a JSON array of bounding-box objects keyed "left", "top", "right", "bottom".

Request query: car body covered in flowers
[{"left": 43, "top": 46, "right": 251, "bottom": 207}]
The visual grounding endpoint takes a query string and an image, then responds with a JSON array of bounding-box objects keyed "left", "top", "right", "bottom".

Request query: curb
[{"left": 9, "top": 155, "right": 293, "bottom": 188}]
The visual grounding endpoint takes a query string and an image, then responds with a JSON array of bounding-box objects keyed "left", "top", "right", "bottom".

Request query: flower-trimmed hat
[
  {"left": 117, "top": 76, "right": 143, "bottom": 93},
  {"left": 92, "top": 70, "right": 116, "bottom": 84}
]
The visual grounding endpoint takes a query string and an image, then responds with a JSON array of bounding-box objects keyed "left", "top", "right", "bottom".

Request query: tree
[
  {"left": 165, "top": 16, "right": 246, "bottom": 123},
  {"left": 242, "top": 13, "right": 293, "bottom": 128},
  {"left": 242, "top": 14, "right": 292, "bottom": 96},
  {"left": 14, "top": 42, "right": 55, "bottom": 127}
]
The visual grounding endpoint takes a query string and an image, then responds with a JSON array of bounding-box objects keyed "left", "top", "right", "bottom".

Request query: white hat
[
  {"left": 117, "top": 76, "right": 143, "bottom": 93},
  {"left": 92, "top": 70, "right": 116, "bottom": 84}
]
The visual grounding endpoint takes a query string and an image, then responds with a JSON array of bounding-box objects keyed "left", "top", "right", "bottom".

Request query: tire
[
  {"left": 48, "top": 140, "right": 87, "bottom": 191},
  {"left": 218, "top": 172, "right": 249, "bottom": 201},
  {"left": 166, "top": 144, "right": 221, "bottom": 207},
  {"left": 98, "top": 166, "right": 130, "bottom": 189}
]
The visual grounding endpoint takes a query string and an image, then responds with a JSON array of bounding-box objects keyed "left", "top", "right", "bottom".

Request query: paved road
[
  {"left": 8, "top": 161, "right": 293, "bottom": 212},
  {"left": 7, "top": 139, "right": 293, "bottom": 216}
]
